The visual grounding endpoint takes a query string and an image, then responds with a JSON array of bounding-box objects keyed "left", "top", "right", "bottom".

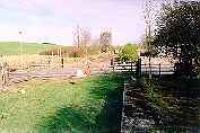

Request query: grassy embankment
[{"left": 0, "top": 74, "right": 123, "bottom": 133}]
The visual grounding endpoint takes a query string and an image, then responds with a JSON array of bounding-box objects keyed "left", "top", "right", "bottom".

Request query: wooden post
[
  {"left": 111, "top": 59, "right": 114, "bottom": 72},
  {"left": 145, "top": 63, "right": 147, "bottom": 74},
  {"left": 131, "top": 62, "right": 133, "bottom": 72},
  {"left": 136, "top": 58, "right": 141, "bottom": 78},
  {"left": 0, "top": 62, "right": 9, "bottom": 88},
  {"left": 159, "top": 63, "right": 161, "bottom": 77},
  {"left": 61, "top": 58, "right": 64, "bottom": 68},
  {"left": 112, "top": 65, "right": 114, "bottom": 72},
  {"left": 51, "top": 50, "right": 54, "bottom": 57},
  {"left": 139, "top": 58, "right": 141, "bottom": 77},
  {"left": 149, "top": 62, "right": 151, "bottom": 79},
  {"left": 59, "top": 47, "right": 62, "bottom": 57}
]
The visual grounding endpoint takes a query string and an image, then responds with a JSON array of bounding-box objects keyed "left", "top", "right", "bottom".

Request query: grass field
[
  {"left": 0, "top": 74, "right": 123, "bottom": 133},
  {"left": 0, "top": 42, "right": 58, "bottom": 55}
]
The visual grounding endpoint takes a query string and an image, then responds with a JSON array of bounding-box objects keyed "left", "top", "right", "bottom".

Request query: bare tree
[
  {"left": 81, "top": 28, "right": 91, "bottom": 47},
  {"left": 73, "top": 25, "right": 81, "bottom": 49},
  {"left": 144, "top": 0, "right": 159, "bottom": 80},
  {"left": 100, "top": 30, "right": 112, "bottom": 53},
  {"left": 73, "top": 26, "right": 91, "bottom": 49},
  {"left": 73, "top": 26, "right": 92, "bottom": 69},
  {"left": 80, "top": 28, "right": 91, "bottom": 65}
]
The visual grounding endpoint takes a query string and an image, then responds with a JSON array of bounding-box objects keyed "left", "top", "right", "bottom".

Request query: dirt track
[
  {"left": 9, "top": 68, "right": 75, "bottom": 82},
  {"left": 7, "top": 63, "right": 111, "bottom": 87}
]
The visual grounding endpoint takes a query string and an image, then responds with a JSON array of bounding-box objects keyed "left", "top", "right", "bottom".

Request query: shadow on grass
[
  {"left": 38, "top": 107, "right": 96, "bottom": 133},
  {"left": 91, "top": 75, "right": 124, "bottom": 133},
  {"left": 124, "top": 75, "right": 200, "bottom": 132},
  {"left": 38, "top": 73, "right": 124, "bottom": 133}
]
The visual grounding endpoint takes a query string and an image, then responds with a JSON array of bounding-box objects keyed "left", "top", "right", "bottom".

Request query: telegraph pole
[
  {"left": 77, "top": 25, "right": 80, "bottom": 49},
  {"left": 73, "top": 25, "right": 81, "bottom": 68},
  {"left": 19, "top": 31, "right": 23, "bottom": 69},
  {"left": 145, "top": 0, "right": 153, "bottom": 80},
  {"left": 76, "top": 25, "right": 80, "bottom": 68}
]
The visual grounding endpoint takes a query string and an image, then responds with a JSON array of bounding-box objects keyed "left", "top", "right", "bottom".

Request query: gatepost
[{"left": 136, "top": 58, "right": 141, "bottom": 78}]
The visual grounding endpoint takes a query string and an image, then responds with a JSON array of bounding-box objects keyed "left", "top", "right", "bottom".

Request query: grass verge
[{"left": 0, "top": 74, "right": 123, "bottom": 133}]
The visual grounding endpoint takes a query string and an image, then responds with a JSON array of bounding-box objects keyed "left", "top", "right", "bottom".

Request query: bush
[
  {"left": 68, "top": 48, "right": 85, "bottom": 58},
  {"left": 39, "top": 44, "right": 118, "bottom": 58},
  {"left": 119, "top": 43, "right": 138, "bottom": 62},
  {"left": 39, "top": 46, "right": 85, "bottom": 57},
  {"left": 39, "top": 47, "right": 70, "bottom": 55},
  {"left": 87, "top": 45, "right": 102, "bottom": 55}
]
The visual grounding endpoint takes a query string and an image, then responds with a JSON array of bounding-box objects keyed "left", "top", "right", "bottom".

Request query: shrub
[
  {"left": 119, "top": 43, "right": 138, "bottom": 62},
  {"left": 39, "top": 47, "right": 69, "bottom": 55},
  {"left": 68, "top": 48, "right": 85, "bottom": 58},
  {"left": 39, "top": 46, "right": 85, "bottom": 57}
]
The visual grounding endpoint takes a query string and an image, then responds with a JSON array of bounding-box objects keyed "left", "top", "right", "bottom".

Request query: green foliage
[
  {"left": 147, "top": 84, "right": 169, "bottom": 108},
  {"left": 135, "top": 77, "right": 168, "bottom": 108},
  {"left": 119, "top": 43, "right": 138, "bottom": 62},
  {"left": 154, "top": 1, "right": 200, "bottom": 77}
]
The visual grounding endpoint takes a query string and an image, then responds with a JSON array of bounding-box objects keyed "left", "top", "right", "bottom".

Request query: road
[{"left": 7, "top": 67, "right": 107, "bottom": 86}]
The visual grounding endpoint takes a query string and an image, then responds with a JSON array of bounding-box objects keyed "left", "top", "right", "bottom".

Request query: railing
[
  {"left": 141, "top": 63, "right": 174, "bottom": 75},
  {"left": 112, "top": 61, "right": 137, "bottom": 72},
  {"left": 111, "top": 60, "right": 175, "bottom": 76}
]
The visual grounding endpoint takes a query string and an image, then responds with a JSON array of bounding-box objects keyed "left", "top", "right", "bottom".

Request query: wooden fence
[{"left": 111, "top": 59, "right": 175, "bottom": 76}]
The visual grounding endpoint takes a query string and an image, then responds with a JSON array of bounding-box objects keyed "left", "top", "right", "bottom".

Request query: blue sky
[{"left": 0, "top": 0, "right": 158, "bottom": 45}]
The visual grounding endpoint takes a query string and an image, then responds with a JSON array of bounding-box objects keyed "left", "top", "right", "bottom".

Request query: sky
[{"left": 0, "top": 0, "right": 156, "bottom": 45}]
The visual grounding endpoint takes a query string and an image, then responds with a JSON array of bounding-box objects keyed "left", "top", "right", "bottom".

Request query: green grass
[
  {"left": 0, "top": 74, "right": 123, "bottom": 133},
  {"left": 0, "top": 42, "right": 58, "bottom": 55}
]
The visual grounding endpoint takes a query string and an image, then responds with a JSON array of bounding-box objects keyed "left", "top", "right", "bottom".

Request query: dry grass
[
  {"left": 1, "top": 55, "right": 77, "bottom": 71},
  {"left": 0, "top": 53, "right": 114, "bottom": 72}
]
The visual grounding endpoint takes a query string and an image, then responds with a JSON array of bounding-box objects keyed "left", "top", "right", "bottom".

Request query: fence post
[
  {"left": 131, "top": 62, "right": 133, "bottom": 72},
  {"left": 111, "top": 59, "right": 114, "bottom": 72},
  {"left": 136, "top": 60, "right": 138, "bottom": 77},
  {"left": 145, "top": 63, "right": 147, "bottom": 74},
  {"left": 149, "top": 62, "right": 152, "bottom": 79},
  {"left": 61, "top": 57, "right": 64, "bottom": 68},
  {"left": 159, "top": 63, "right": 161, "bottom": 77},
  {"left": 136, "top": 58, "right": 141, "bottom": 78},
  {"left": 138, "top": 58, "right": 141, "bottom": 77}
]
